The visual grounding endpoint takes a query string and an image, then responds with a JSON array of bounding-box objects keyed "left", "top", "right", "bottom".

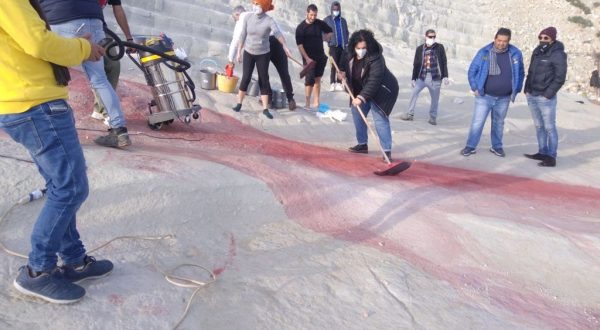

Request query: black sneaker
[
  {"left": 288, "top": 99, "right": 297, "bottom": 111},
  {"left": 538, "top": 156, "right": 556, "bottom": 167},
  {"left": 262, "top": 109, "right": 273, "bottom": 119},
  {"left": 232, "top": 103, "right": 242, "bottom": 112},
  {"left": 13, "top": 265, "right": 86, "bottom": 304},
  {"left": 94, "top": 127, "right": 131, "bottom": 148},
  {"left": 524, "top": 152, "right": 545, "bottom": 160},
  {"left": 348, "top": 144, "right": 368, "bottom": 154},
  {"left": 461, "top": 147, "right": 476, "bottom": 156},
  {"left": 489, "top": 147, "right": 505, "bottom": 157},
  {"left": 382, "top": 151, "right": 392, "bottom": 162},
  {"left": 61, "top": 256, "right": 114, "bottom": 284}
]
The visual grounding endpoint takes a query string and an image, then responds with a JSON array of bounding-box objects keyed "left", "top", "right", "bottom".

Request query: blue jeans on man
[
  {"left": 465, "top": 94, "right": 511, "bottom": 151},
  {"left": 351, "top": 101, "right": 392, "bottom": 152},
  {"left": 407, "top": 73, "right": 441, "bottom": 119},
  {"left": 526, "top": 95, "right": 558, "bottom": 158},
  {"left": 50, "top": 18, "right": 126, "bottom": 129},
  {"left": 0, "top": 100, "right": 88, "bottom": 272}
]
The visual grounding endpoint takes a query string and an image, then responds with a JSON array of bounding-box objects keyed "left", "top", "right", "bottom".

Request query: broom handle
[
  {"left": 288, "top": 56, "right": 304, "bottom": 67},
  {"left": 329, "top": 56, "right": 392, "bottom": 165}
]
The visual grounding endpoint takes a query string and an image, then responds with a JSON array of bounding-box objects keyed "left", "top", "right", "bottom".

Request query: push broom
[
  {"left": 289, "top": 56, "right": 317, "bottom": 79},
  {"left": 329, "top": 57, "right": 411, "bottom": 176}
]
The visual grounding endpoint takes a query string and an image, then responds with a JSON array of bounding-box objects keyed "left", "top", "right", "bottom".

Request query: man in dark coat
[{"left": 523, "top": 26, "right": 567, "bottom": 167}]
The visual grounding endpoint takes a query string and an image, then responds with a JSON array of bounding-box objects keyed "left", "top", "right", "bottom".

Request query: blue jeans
[
  {"left": 0, "top": 100, "right": 88, "bottom": 272},
  {"left": 407, "top": 74, "right": 441, "bottom": 118},
  {"left": 351, "top": 101, "right": 392, "bottom": 152},
  {"left": 50, "top": 18, "right": 126, "bottom": 128},
  {"left": 465, "top": 95, "right": 511, "bottom": 150},
  {"left": 527, "top": 94, "right": 558, "bottom": 158}
]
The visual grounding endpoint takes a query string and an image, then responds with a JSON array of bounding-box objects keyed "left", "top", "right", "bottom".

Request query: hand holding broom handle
[{"left": 328, "top": 56, "right": 393, "bottom": 165}]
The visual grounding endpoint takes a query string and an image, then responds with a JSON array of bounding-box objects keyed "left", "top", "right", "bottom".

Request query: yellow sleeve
[{"left": 0, "top": 1, "right": 91, "bottom": 67}]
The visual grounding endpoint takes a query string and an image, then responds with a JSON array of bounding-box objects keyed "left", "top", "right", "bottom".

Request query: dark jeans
[
  {"left": 329, "top": 46, "right": 346, "bottom": 84},
  {"left": 239, "top": 51, "right": 271, "bottom": 96},
  {"left": 0, "top": 100, "right": 89, "bottom": 272}
]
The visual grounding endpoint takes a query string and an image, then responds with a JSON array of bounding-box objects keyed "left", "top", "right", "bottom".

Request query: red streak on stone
[{"left": 66, "top": 71, "right": 600, "bottom": 328}]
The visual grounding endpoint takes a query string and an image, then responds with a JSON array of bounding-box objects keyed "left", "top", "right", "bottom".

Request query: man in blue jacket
[
  {"left": 323, "top": 1, "right": 349, "bottom": 92},
  {"left": 461, "top": 28, "right": 524, "bottom": 157}
]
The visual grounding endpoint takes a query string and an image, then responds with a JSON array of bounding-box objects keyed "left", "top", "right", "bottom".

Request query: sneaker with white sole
[
  {"left": 335, "top": 83, "right": 345, "bottom": 91},
  {"left": 461, "top": 147, "right": 476, "bottom": 156},
  {"left": 91, "top": 111, "right": 105, "bottom": 120},
  {"left": 60, "top": 256, "right": 114, "bottom": 284},
  {"left": 400, "top": 113, "right": 414, "bottom": 121},
  {"left": 489, "top": 147, "right": 505, "bottom": 157},
  {"left": 329, "top": 84, "right": 336, "bottom": 92},
  {"left": 13, "top": 265, "right": 86, "bottom": 304}
]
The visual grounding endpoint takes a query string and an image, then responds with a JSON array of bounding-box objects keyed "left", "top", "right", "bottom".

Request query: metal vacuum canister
[{"left": 139, "top": 36, "right": 193, "bottom": 116}]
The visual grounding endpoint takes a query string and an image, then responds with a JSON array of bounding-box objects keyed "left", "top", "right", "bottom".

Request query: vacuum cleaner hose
[{"left": 103, "top": 28, "right": 191, "bottom": 72}]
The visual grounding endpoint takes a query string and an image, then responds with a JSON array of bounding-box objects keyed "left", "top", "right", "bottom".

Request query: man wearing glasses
[
  {"left": 401, "top": 29, "right": 448, "bottom": 125},
  {"left": 461, "top": 28, "right": 524, "bottom": 157},
  {"left": 523, "top": 27, "right": 567, "bottom": 167}
]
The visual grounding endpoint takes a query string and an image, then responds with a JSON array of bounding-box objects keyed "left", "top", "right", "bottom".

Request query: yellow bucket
[{"left": 216, "top": 74, "right": 239, "bottom": 93}]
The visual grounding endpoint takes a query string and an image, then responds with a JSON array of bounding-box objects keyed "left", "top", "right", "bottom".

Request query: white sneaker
[
  {"left": 102, "top": 117, "right": 110, "bottom": 127},
  {"left": 329, "top": 84, "right": 335, "bottom": 92},
  {"left": 335, "top": 83, "right": 345, "bottom": 92},
  {"left": 91, "top": 111, "right": 105, "bottom": 120}
]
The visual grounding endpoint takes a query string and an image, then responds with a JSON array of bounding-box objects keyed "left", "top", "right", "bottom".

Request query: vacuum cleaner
[{"left": 102, "top": 29, "right": 201, "bottom": 130}]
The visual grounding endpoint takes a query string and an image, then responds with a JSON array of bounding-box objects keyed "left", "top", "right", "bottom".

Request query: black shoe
[
  {"left": 262, "top": 109, "right": 273, "bottom": 119},
  {"left": 538, "top": 156, "right": 556, "bottom": 167},
  {"left": 94, "top": 127, "right": 131, "bottom": 148},
  {"left": 288, "top": 99, "right": 297, "bottom": 111},
  {"left": 524, "top": 152, "right": 546, "bottom": 160},
  {"left": 61, "top": 256, "right": 114, "bottom": 284},
  {"left": 382, "top": 151, "right": 392, "bottom": 162},
  {"left": 232, "top": 103, "right": 242, "bottom": 112},
  {"left": 348, "top": 144, "right": 368, "bottom": 154}
]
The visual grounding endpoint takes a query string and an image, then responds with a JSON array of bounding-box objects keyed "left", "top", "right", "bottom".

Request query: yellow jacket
[{"left": 0, "top": 1, "right": 91, "bottom": 114}]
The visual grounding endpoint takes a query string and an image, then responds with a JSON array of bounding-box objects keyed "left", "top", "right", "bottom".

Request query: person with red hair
[{"left": 232, "top": 0, "right": 292, "bottom": 119}]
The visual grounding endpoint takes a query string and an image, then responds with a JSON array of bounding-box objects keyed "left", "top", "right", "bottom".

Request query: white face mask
[
  {"left": 332, "top": 10, "right": 340, "bottom": 17},
  {"left": 425, "top": 38, "right": 435, "bottom": 46},
  {"left": 253, "top": 4, "right": 263, "bottom": 15},
  {"left": 355, "top": 48, "right": 367, "bottom": 59}
]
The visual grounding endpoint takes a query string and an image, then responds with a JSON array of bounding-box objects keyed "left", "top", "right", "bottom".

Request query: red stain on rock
[{"left": 66, "top": 71, "right": 600, "bottom": 328}]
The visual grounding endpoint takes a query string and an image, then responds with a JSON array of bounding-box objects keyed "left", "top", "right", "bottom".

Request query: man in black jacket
[
  {"left": 401, "top": 29, "right": 448, "bottom": 125},
  {"left": 523, "top": 27, "right": 567, "bottom": 167}
]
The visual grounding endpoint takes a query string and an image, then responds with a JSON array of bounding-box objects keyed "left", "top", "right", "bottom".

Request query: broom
[
  {"left": 329, "top": 56, "right": 411, "bottom": 176},
  {"left": 289, "top": 56, "right": 317, "bottom": 79}
]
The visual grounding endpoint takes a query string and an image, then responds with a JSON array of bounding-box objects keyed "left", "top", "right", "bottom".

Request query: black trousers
[
  {"left": 329, "top": 46, "right": 346, "bottom": 84},
  {"left": 265, "top": 36, "right": 294, "bottom": 101},
  {"left": 239, "top": 50, "right": 271, "bottom": 96}
]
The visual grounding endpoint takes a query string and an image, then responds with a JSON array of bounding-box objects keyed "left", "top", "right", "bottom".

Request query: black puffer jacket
[
  {"left": 340, "top": 42, "right": 399, "bottom": 116},
  {"left": 524, "top": 41, "right": 567, "bottom": 98}
]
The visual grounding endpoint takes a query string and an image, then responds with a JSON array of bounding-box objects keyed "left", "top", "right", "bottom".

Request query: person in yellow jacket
[{"left": 0, "top": 0, "right": 114, "bottom": 304}]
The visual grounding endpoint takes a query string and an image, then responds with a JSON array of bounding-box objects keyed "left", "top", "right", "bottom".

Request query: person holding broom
[{"left": 337, "top": 29, "right": 399, "bottom": 161}]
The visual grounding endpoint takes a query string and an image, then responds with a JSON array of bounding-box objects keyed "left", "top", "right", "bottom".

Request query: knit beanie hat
[
  {"left": 539, "top": 27, "right": 557, "bottom": 41},
  {"left": 256, "top": 0, "right": 274, "bottom": 12}
]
